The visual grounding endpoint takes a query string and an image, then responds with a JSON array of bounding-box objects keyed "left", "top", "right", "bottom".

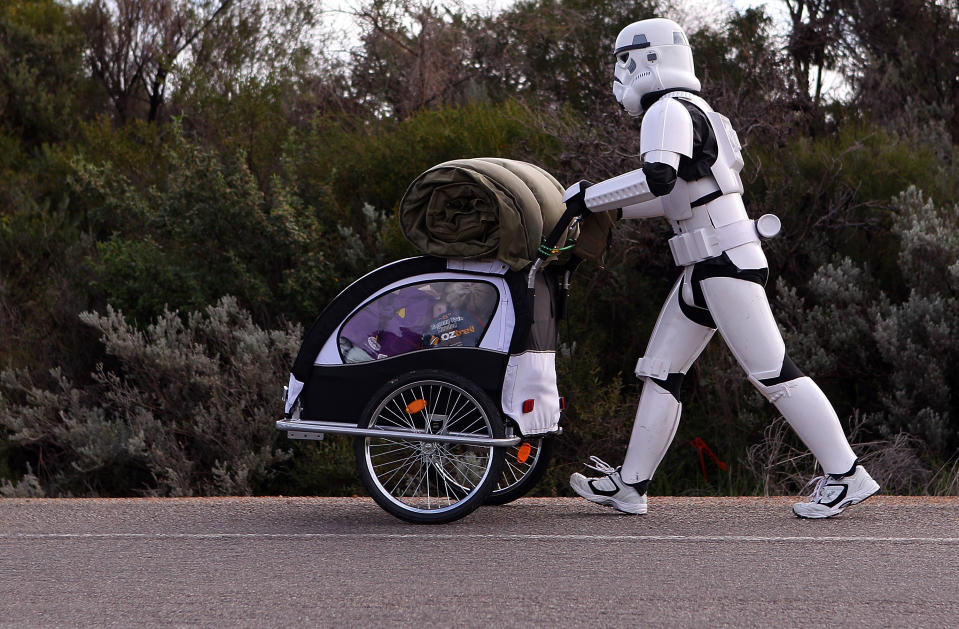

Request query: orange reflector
[
  {"left": 516, "top": 442, "right": 532, "bottom": 464},
  {"left": 405, "top": 399, "right": 427, "bottom": 414}
]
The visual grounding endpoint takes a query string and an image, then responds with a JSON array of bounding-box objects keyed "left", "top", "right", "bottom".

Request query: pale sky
[
  {"left": 320, "top": 0, "right": 792, "bottom": 48},
  {"left": 320, "top": 0, "right": 845, "bottom": 100}
]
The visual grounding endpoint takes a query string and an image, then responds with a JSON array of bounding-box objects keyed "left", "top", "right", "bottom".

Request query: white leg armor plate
[
  {"left": 697, "top": 276, "right": 786, "bottom": 380},
  {"left": 621, "top": 276, "right": 714, "bottom": 484},
  {"left": 637, "top": 276, "right": 715, "bottom": 377},
  {"left": 621, "top": 381, "right": 682, "bottom": 484},
  {"left": 698, "top": 276, "right": 856, "bottom": 474},
  {"left": 620, "top": 270, "right": 858, "bottom": 483},
  {"left": 755, "top": 376, "right": 857, "bottom": 475}
]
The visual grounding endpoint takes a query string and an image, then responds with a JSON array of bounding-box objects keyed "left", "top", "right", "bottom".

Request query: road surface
[{"left": 1, "top": 496, "right": 957, "bottom": 627}]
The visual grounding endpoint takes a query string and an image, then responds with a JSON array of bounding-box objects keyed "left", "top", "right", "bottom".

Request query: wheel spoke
[
  {"left": 433, "top": 460, "right": 466, "bottom": 502},
  {"left": 436, "top": 447, "right": 490, "bottom": 488},
  {"left": 454, "top": 416, "right": 484, "bottom": 435},
  {"left": 438, "top": 448, "right": 489, "bottom": 476},
  {"left": 377, "top": 449, "right": 422, "bottom": 493},
  {"left": 398, "top": 458, "right": 428, "bottom": 498},
  {"left": 370, "top": 446, "right": 420, "bottom": 476},
  {"left": 502, "top": 458, "right": 526, "bottom": 484},
  {"left": 371, "top": 451, "right": 419, "bottom": 475},
  {"left": 380, "top": 403, "right": 414, "bottom": 430},
  {"left": 368, "top": 442, "right": 419, "bottom": 458},
  {"left": 444, "top": 393, "right": 474, "bottom": 429}
]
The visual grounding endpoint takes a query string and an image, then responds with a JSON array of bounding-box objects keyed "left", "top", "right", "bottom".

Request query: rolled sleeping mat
[{"left": 399, "top": 157, "right": 572, "bottom": 270}]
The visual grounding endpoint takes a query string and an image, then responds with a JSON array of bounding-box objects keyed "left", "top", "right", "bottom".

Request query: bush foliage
[
  {"left": 2, "top": 0, "right": 959, "bottom": 496},
  {"left": 1, "top": 297, "right": 301, "bottom": 496}
]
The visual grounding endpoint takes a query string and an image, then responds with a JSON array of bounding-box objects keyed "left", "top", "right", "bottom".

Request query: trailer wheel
[{"left": 354, "top": 370, "right": 504, "bottom": 524}]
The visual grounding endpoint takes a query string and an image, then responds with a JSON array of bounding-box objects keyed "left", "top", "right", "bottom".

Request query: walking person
[{"left": 561, "top": 18, "right": 879, "bottom": 518}]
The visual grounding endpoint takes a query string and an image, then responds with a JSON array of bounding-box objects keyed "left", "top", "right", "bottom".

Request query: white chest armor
[
  {"left": 668, "top": 92, "right": 745, "bottom": 197},
  {"left": 642, "top": 92, "right": 773, "bottom": 269},
  {"left": 583, "top": 92, "right": 777, "bottom": 269}
]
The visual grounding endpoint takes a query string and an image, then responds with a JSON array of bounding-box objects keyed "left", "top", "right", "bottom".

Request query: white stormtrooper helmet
[{"left": 612, "top": 18, "right": 701, "bottom": 117}]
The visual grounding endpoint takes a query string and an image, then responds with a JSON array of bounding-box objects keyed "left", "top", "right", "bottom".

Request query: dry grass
[{"left": 745, "top": 412, "right": 955, "bottom": 496}]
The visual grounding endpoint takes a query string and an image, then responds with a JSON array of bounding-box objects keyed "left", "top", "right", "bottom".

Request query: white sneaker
[
  {"left": 570, "top": 456, "right": 647, "bottom": 514},
  {"left": 792, "top": 464, "right": 880, "bottom": 519}
]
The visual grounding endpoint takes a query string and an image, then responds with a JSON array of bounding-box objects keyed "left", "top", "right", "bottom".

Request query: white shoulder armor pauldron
[{"left": 640, "top": 98, "right": 694, "bottom": 159}]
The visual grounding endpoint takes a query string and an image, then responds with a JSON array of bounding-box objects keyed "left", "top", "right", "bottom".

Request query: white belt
[{"left": 667, "top": 215, "right": 781, "bottom": 267}]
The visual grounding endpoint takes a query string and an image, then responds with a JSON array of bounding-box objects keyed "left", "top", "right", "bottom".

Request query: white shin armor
[
  {"left": 621, "top": 380, "right": 682, "bottom": 484},
  {"left": 753, "top": 376, "right": 857, "bottom": 475}
]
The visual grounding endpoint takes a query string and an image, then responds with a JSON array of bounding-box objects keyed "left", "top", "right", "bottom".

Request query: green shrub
[
  {"left": 774, "top": 187, "right": 959, "bottom": 473},
  {"left": 70, "top": 124, "right": 340, "bottom": 325},
  {"left": 286, "top": 100, "right": 568, "bottom": 230},
  {"left": 0, "top": 297, "right": 300, "bottom": 497}
]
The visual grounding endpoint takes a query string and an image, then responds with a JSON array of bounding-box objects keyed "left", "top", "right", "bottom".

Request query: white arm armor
[
  {"left": 580, "top": 98, "right": 694, "bottom": 214},
  {"left": 582, "top": 168, "right": 654, "bottom": 212},
  {"left": 621, "top": 196, "right": 665, "bottom": 219}
]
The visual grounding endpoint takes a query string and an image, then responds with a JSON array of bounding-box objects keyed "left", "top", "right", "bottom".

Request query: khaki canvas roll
[{"left": 399, "top": 157, "right": 573, "bottom": 270}]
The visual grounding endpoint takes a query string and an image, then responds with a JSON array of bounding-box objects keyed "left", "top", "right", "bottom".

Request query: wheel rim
[
  {"left": 363, "top": 380, "right": 496, "bottom": 514},
  {"left": 494, "top": 438, "right": 544, "bottom": 493}
]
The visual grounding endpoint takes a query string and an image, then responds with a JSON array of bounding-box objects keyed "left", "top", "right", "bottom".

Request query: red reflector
[
  {"left": 559, "top": 396, "right": 567, "bottom": 410},
  {"left": 516, "top": 442, "right": 532, "bottom": 464},
  {"left": 405, "top": 399, "right": 427, "bottom": 414},
  {"left": 522, "top": 399, "right": 534, "bottom": 413}
]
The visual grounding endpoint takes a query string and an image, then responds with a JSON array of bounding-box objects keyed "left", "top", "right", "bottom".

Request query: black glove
[
  {"left": 562, "top": 180, "right": 594, "bottom": 215},
  {"left": 540, "top": 180, "right": 596, "bottom": 260}
]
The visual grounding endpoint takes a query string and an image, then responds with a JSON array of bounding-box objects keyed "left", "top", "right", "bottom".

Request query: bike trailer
[{"left": 277, "top": 158, "right": 578, "bottom": 523}]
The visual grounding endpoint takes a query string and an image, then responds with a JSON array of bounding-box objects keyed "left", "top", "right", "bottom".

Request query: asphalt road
[{"left": 1, "top": 496, "right": 957, "bottom": 628}]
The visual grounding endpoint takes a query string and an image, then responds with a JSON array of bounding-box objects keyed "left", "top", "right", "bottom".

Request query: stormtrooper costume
[{"left": 566, "top": 18, "right": 879, "bottom": 518}]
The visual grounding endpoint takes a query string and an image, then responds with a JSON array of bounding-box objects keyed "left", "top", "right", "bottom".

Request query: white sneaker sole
[
  {"left": 570, "top": 475, "right": 647, "bottom": 515},
  {"left": 793, "top": 483, "right": 880, "bottom": 519},
  {"left": 588, "top": 495, "right": 648, "bottom": 515}
]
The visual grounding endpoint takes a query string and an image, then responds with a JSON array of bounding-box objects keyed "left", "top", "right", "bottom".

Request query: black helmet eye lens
[{"left": 618, "top": 52, "right": 629, "bottom": 64}]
